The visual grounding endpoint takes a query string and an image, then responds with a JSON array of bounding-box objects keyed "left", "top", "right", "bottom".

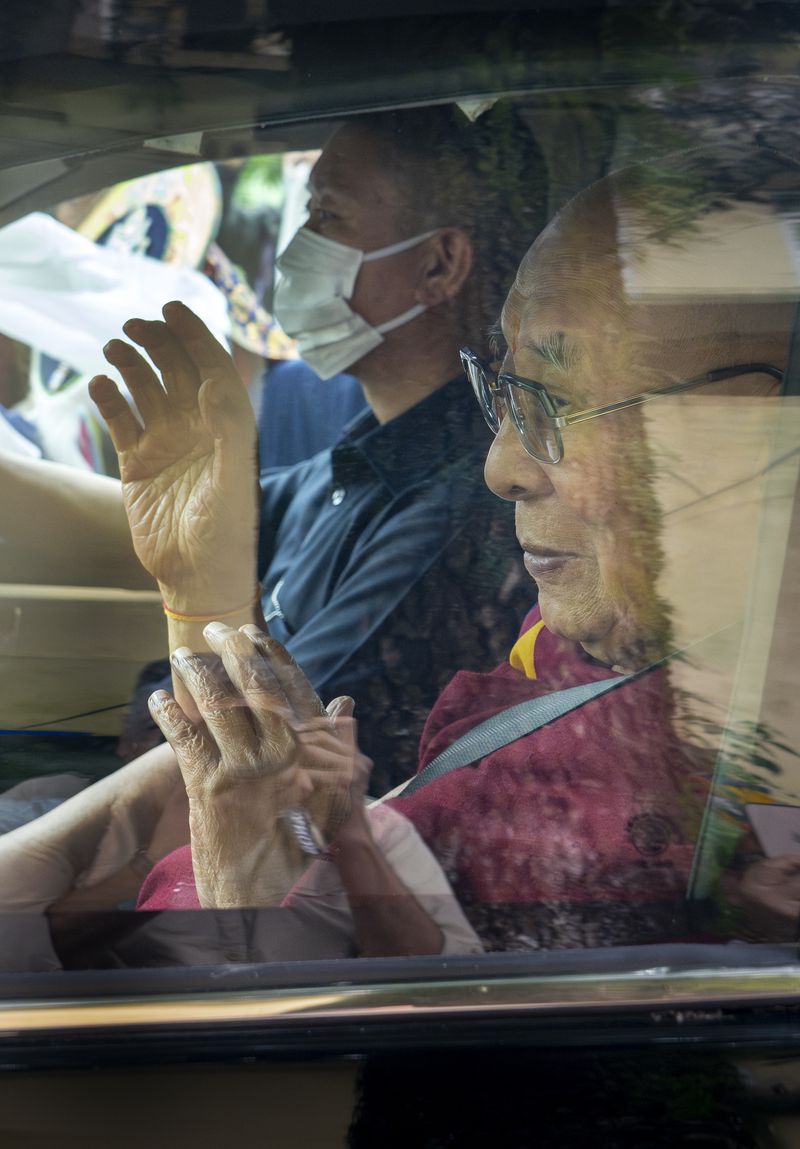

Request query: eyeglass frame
[{"left": 460, "top": 347, "right": 785, "bottom": 464}]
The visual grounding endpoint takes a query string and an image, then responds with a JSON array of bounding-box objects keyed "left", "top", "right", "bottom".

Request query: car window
[{"left": 0, "top": 3, "right": 798, "bottom": 1025}]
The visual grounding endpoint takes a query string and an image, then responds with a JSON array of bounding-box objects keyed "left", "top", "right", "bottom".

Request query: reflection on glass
[{"left": 0, "top": 87, "right": 798, "bottom": 975}]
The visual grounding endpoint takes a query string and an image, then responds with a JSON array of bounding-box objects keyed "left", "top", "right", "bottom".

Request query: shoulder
[{"left": 259, "top": 448, "right": 334, "bottom": 510}]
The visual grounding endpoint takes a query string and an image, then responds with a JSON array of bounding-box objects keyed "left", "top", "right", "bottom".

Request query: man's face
[
  {"left": 305, "top": 126, "right": 424, "bottom": 332},
  {"left": 484, "top": 190, "right": 785, "bottom": 670}
]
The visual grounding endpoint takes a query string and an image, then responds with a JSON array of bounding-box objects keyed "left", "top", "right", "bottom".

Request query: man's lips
[{"left": 521, "top": 546, "right": 579, "bottom": 577}]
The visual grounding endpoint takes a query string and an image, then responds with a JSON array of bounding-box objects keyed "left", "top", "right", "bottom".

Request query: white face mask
[{"left": 273, "top": 226, "right": 438, "bottom": 379}]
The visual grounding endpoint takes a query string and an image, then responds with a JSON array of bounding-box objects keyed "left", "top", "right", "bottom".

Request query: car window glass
[{"left": 0, "top": 13, "right": 798, "bottom": 993}]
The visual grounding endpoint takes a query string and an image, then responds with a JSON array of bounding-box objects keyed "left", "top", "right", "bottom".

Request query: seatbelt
[
  {"left": 387, "top": 622, "right": 738, "bottom": 803},
  {"left": 397, "top": 672, "right": 634, "bottom": 798}
]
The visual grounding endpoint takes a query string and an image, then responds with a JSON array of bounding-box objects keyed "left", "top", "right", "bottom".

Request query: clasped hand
[{"left": 147, "top": 621, "right": 370, "bottom": 909}]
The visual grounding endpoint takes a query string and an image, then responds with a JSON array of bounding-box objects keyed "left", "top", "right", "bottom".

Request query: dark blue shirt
[{"left": 257, "top": 376, "right": 533, "bottom": 792}]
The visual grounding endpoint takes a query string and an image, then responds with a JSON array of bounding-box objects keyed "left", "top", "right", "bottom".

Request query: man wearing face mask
[{"left": 4, "top": 104, "right": 545, "bottom": 794}]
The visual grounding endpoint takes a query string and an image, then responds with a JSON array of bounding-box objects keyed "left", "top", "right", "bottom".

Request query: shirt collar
[{"left": 331, "top": 375, "right": 491, "bottom": 495}]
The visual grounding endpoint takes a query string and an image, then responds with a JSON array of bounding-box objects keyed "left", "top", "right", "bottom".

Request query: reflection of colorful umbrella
[
  {"left": 204, "top": 241, "right": 296, "bottom": 360},
  {"left": 77, "top": 163, "right": 222, "bottom": 268},
  {"left": 688, "top": 749, "right": 785, "bottom": 913},
  {"left": 76, "top": 164, "right": 295, "bottom": 358},
  {"left": 711, "top": 782, "right": 775, "bottom": 825},
  {"left": 9, "top": 162, "right": 295, "bottom": 472},
  {"left": 19, "top": 164, "right": 226, "bottom": 471}
]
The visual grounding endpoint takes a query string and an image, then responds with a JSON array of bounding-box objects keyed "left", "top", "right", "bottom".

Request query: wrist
[
  {"left": 329, "top": 814, "right": 376, "bottom": 858},
  {"left": 160, "top": 584, "right": 261, "bottom": 621},
  {"left": 330, "top": 800, "right": 371, "bottom": 845},
  {"left": 188, "top": 799, "right": 303, "bottom": 908}
]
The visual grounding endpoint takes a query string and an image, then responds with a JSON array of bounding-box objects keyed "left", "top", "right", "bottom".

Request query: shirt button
[{"left": 331, "top": 487, "right": 346, "bottom": 506}]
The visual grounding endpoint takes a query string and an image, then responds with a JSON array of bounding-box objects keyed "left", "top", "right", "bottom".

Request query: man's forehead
[
  {"left": 310, "top": 127, "right": 403, "bottom": 209},
  {"left": 501, "top": 245, "right": 625, "bottom": 350}
]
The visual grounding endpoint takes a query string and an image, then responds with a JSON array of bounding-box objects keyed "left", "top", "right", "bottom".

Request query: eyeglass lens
[{"left": 465, "top": 356, "right": 561, "bottom": 463}]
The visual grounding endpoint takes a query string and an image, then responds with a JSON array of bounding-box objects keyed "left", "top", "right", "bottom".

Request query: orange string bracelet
[{"left": 162, "top": 590, "right": 261, "bottom": 624}]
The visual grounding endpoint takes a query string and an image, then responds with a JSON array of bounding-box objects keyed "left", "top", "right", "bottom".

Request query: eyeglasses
[{"left": 461, "top": 348, "right": 784, "bottom": 464}]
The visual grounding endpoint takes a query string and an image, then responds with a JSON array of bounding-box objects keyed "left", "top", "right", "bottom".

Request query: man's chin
[
  {"left": 539, "top": 593, "right": 670, "bottom": 672},
  {"left": 536, "top": 590, "right": 609, "bottom": 649}
]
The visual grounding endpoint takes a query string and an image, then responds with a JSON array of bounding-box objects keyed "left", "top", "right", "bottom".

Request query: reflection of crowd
[{"left": 1, "top": 111, "right": 799, "bottom": 969}]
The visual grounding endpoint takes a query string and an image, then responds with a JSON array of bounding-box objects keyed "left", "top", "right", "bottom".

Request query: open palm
[{"left": 90, "top": 302, "right": 259, "bottom": 613}]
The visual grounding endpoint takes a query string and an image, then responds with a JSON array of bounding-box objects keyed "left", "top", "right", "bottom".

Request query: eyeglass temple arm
[{"left": 554, "top": 363, "right": 785, "bottom": 429}]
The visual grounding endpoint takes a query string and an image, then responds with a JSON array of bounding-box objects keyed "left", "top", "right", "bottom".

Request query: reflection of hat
[
  {"left": 204, "top": 241, "right": 297, "bottom": 360},
  {"left": 77, "top": 164, "right": 222, "bottom": 268}
]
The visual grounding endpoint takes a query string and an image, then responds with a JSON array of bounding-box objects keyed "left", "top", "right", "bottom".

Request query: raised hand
[
  {"left": 88, "top": 302, "right": 259, "bottom": 616},
  {"left": 147, "top": 622, "right": 366, "bottom": 908}
]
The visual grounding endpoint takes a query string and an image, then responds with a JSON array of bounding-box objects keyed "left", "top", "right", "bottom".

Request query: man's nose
[{"left": 483, "top": 416, "right": 555, "bottom": 501}]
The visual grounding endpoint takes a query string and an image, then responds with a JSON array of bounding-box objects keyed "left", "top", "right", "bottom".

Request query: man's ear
[{"left": 415, "top": 228, "right": 473, "bottom": 306}]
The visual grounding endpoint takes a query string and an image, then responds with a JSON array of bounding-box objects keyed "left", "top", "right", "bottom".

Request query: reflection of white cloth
[
  {"left": 0, "top": 212, "right": 230, "bottom": 378},
  {"left": 283, "top": 803, "right": 483, "bottom": 957},
  {"left": 0, "top": 410, "right": 40, "bottom": 458},
  {"left": 0, "top": 787, "right": 481, "bottom": 970}
]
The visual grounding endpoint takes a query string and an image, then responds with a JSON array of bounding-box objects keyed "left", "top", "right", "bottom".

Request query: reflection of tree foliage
[
  {"left": 631, "top": 76, "right": 800, "bottom": 162},
  {"left": 601, "top": 0, "right": 799, "bottom": 74},
  {"left": 231, "top": 156, "right": 284, "bottom": 213},
  {"left": 606, "top": 88, "right": 800, "bottom": 244},
  {"left": 676, "top": 690, "right": 800, "bottom": 908},
  {"left": 109, "top": 0, "right": 183, "bottom": 66},
  {"left": 523, "top": 75, "right": 799, "bottom": 249},
  {"left": 683, "top": 707, "right": 800, "bottom": 802},
  {"left": 215, "top": 159, "right": 282, "bottom": 306}
]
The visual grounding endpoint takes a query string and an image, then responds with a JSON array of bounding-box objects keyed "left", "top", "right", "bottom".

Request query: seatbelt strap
[
  {"left": 391, "top": 620, "right": 738, "bottom": 802},
  {"left": 397, "top": 672, "right": 631, "bottom": 798}
]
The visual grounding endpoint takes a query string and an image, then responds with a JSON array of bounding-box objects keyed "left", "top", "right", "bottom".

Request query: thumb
[
  {"left": 199, "top": 377, "right": 259, "bottom": 495},
  {"left": 198, "top": 376, "right": 256, "bottom": 444}
]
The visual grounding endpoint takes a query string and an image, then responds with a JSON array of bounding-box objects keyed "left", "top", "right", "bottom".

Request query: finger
[
  {"left": 170, "top": 647, "right": 258, "bottom": 761},
  {"left": 123, "top": 317, "right": 202, "bottom": 410},
  {"left": 240, "top": 624, "right": 327, "bottom": 721},
  {"left": 88, "top": 375, "right": 142, "bottom": 453},
  {"left": 202, "top": 622, "right": 295, "bottom": 739},
  {"left": 198, "top": 376, "right": 259, "bottom": 489},
  {"left": 295, "top": 725, "right": 354, "bottom": 764},
  {"left": 162, "top": 300, "right": 238, "bottom": 375},
  {"left": 303, "top": 767, "right": 356, "bottom": 829},
  {"left": 147, "top": 689, "right": 217, "bottom": 790},
  {"left": 330, "top": 713, "right": 358, "bottom": 752},
  {"left": 326, "top": 696, "right": 355, "bottom": 720},
  {"left": 162, "top": 302, "right": 257, "bottom": 461},
  {"left": 304, "top": 767, "right": 353, "bottom": 799},
  {"left": 103, "top": 337, "right": 169, "bottom": 425}
]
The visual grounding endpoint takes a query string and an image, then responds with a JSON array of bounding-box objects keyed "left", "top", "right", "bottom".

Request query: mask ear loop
[
  {"left": 361, "top": 229, "right": 440, "bottom": 262},
  {"left": 375, "top": 303, "right": 428, "bottom": 335},
  {"left": 361, "top": 230, "right": 442, "bottom": 335}
]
